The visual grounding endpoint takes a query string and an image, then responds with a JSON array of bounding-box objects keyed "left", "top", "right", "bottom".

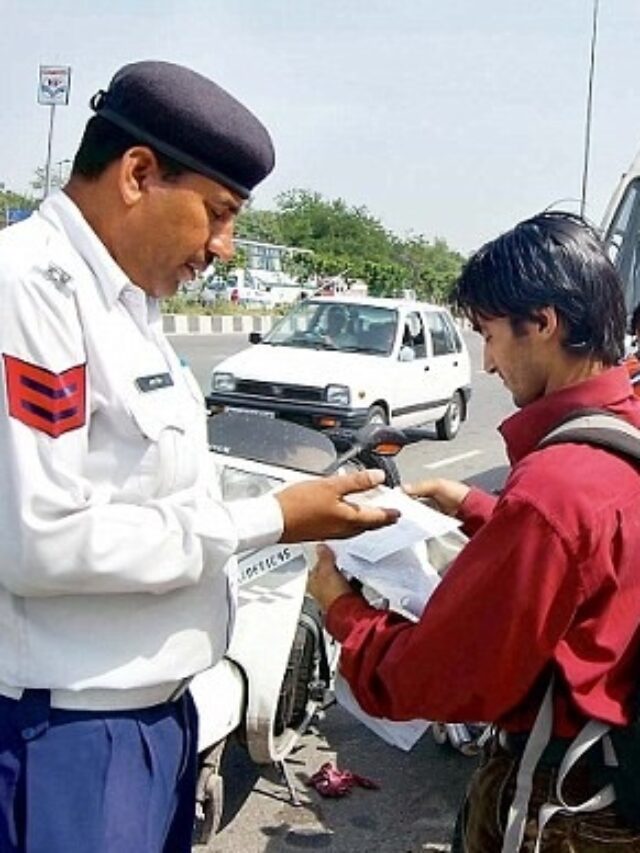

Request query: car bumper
[{"left": 206, "top": 392, "right": 371, "bottom": 429}]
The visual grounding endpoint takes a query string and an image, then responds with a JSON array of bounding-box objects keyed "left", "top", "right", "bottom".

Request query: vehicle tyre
[
  {"left": 365, "top": 404, "right": 388, "bottom": 426},
  {"left": 275, "top": 624, "right": 316, "bottom": 735},
  {"left": 436, "top": 391, "right": 463, "bottom": 441},
  {"left": 193, "top": 740, "right": 226, "bottom": 846}
]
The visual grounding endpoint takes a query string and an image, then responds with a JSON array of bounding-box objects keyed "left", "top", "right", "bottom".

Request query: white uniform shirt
[{"left": 0, "top": 192, "right": 283, "bottom": 692}]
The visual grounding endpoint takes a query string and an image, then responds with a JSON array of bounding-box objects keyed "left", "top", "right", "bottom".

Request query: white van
[
  {"left": 602, "top": 147, "right": 640, "bottom": 312},
  {"left": 207, "top": 296, "right": 471, "bottom": 440}
]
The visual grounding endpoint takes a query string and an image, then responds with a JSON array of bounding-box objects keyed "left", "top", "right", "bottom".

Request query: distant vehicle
[
  {"left": 187, "top": 277, "right": 275, "bottom": 309},
  {"left": 207, "top": 296, "right": 472, "bottom": 439},
  {"left": 226, "top": 284, "right": 275, "bottom": 308},
  {"left": 602, "top": 148, "right": 640, "bottom": 314}
]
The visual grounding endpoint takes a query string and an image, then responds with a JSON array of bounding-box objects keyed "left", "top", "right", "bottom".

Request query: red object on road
[{"left": 306, "top": 762, "right": 379, "bottom": 798}]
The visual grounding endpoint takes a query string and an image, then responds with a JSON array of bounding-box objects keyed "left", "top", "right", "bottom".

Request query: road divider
[{"left": 162, "top": 313, "right": 275, "bottom": 335}]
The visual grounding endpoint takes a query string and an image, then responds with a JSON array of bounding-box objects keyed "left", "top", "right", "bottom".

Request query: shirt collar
[
  {"left": 499, "top": 366, "right": 638, "bottom": 464},
  {"left": 39, "top": 191, "right": 134, "bottom": 308}
]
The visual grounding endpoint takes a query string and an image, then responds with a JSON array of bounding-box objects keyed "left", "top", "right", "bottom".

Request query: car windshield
[{"left": 263, "top": 300, "right": 398, "bottom": 355}]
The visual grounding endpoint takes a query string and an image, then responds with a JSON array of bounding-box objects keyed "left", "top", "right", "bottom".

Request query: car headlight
[
  {"left": 212, "top": 372, "right": 236, "bottom": 392},
  {"left": 219, "top": 466, "right": 283, "bottom": 501},
  {"left": 326, "top": 384, "right": 351, "bottom": 406}
]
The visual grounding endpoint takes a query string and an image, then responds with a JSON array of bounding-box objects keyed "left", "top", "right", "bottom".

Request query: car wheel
[
  {"left": 365, "top": 405, "right": 388, "bottom": 426},
  {"left": 436, "top": 391, "right": 463, "bottom": 440}
]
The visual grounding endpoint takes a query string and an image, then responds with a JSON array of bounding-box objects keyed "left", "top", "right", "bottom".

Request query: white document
[
  {"left": 330, "top": 540, "right": 441, "bottom": 619},
  {"left": 325, "top": 487, "right": 461, "bottom": 748},
  {"left": 339, "top": 486, "right": 461, "bottom": 562},
  {"left": 334, "top": 672, "right": 430, "bottom": 751}
]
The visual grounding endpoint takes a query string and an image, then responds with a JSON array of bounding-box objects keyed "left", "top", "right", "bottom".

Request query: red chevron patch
[{"left": 3, "top": 355, "right": 86, "bottom": 438}]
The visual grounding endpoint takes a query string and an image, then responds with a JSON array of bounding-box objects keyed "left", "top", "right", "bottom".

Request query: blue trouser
[{"left": 0, "top": 688, "right": 198, "bottom": 853}]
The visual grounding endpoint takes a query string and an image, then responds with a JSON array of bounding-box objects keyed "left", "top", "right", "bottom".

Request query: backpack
[{"left": 502, "top": 409, "right": 640, "bottom": 852}]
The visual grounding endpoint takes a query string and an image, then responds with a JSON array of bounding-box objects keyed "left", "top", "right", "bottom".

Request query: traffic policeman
[{"left": 0, "top": 61, "right": 397, "bottom": 853}]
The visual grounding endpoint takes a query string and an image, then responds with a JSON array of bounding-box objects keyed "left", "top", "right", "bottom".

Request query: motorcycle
[{"left": 190, "top": 411, "right": 483, "bottom": 846}]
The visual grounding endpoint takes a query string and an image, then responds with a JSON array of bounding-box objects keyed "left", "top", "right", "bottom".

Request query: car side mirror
[
  {"left": 248, "top": 331, "right": 262, "bottom": 344},
  {"left": 398, "top": 345, "right": 415, "bottom": 362}
]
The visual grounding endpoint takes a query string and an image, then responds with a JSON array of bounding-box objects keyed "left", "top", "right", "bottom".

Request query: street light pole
[
  {"left": 55, "top": 158, "right": 71, "bottom": 187},
  {"left": 580, "top": 0, "right": 600, "bottom": 218},
  {"left": 43, "top": 104, "right": 56, "bottom": 199},
  {"left": 37, "top": 65, "right": 71, "bottom": 199}
]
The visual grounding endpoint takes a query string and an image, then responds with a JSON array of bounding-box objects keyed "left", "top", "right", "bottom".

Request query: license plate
[
  {"left": 238, "top": 545, "right": 298, "bottom": 585},
  {"left": 227, "top": 406, "right": 275, "bottom": 419}
]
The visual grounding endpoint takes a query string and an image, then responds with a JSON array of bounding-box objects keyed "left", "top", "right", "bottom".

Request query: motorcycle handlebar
[{"left": 326, "top": 424, "right": 432, "bottom": 455}]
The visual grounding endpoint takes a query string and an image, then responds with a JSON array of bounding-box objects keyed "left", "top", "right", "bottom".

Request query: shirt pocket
[{"left": 126, "top": 391, "right": 191, "bottom": 497}]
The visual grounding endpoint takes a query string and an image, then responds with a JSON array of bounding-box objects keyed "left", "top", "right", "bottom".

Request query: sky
[{"left": 2, "top": 0, "right": 640, "bottom": 254}]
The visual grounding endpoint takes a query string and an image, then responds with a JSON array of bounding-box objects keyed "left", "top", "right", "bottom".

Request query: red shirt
[{"left": 327, "top": 367, "right": 640, "bottom": 736}]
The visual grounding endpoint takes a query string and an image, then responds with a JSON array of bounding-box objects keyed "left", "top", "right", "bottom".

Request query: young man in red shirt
[{"left": 309, "top": 212, "right": 640, "bottom": 851}]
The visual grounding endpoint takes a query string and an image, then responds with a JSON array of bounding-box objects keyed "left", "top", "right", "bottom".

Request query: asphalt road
[{"left": 172, "top": 330, "right": 516, "bottom": 853}]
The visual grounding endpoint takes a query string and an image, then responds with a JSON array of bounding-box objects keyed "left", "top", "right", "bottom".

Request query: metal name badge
[
  {"left": 135, "top": 372, "right": 174, "bottom": 393},
  {"left": 43, "top": 263, "right": 72, "bottom": 287}
]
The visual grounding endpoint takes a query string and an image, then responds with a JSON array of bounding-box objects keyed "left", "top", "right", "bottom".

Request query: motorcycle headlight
[
  {"left": 326, "top": 384, "right": 351, "bottom": 406},
  {"left": 219, "top": 466, "right": 283, "bottom": 501},
  {"left": 212, "top": 371, "right": 236, "bottom": 392}
]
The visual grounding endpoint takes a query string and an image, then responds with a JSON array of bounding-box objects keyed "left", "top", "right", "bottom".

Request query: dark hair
[
  {"left": 630, "top": 302, "right": 640, "bottom": 337},
  {"left": 454, "top": 211, "right": 626, "bottom": 365},
  {"left": 71, "top": 115, "right": 187, "bottom": 181}
]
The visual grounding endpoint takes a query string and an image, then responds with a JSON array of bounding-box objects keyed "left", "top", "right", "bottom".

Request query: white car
[{"left": 207, "top": 296, "right": 471, "bottom": 439}]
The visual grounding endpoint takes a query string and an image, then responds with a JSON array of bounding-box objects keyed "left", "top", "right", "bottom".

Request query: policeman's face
[
  {"left": 476, "top": 315, "right": 552, "bottom": 408},
  {"left": 118, "top": 151, "right": 243, "bottom": 298}
]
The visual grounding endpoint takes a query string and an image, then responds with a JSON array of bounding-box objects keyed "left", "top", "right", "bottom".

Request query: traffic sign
[
  {"left": 38, "top": 66, "right": 71, "bottom": 106},
  {"left": 6, "top": 208, "right": 32, "bottom": 226}
]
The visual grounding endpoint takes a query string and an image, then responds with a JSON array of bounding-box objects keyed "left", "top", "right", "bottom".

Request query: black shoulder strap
[{"left": 538, "top": 408, "right": 640, "bottom": 463}]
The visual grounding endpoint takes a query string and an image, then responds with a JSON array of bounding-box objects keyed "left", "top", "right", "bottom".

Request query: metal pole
[
  {"left": 43, "top": 104, "right": 56, "bottom": 199},
  {"left": 580, "top": 0, "right": 599, "bottom": 218}
]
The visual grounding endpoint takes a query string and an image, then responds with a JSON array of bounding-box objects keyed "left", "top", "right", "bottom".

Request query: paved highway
[{"left": 172, "top": 330, "right": 516, "bottom": 853}]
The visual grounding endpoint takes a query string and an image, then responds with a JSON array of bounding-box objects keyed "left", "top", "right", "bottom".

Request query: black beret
[{"left": 90, "top": 60, "right": 275, "bottom": 199}]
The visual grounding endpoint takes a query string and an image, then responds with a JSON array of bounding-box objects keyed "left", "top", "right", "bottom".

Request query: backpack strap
[{"left": 538, "top": 409, "right": 640, "bottom": 462}]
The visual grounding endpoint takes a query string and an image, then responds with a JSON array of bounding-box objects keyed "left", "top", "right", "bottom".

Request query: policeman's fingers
[
  {"left": 340, "top": 502, "right": 399, "bottom": 535},
  {"left": 327, "top": 469, "right": 401, "bottom": 529},
  {"left": 329, "top": 468, "right": 386, "bottom": 496},
  {"left": 276, "top": 477, "right": 399, "bottom": 543}
]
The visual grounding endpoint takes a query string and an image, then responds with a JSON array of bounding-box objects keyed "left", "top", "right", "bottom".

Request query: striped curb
[{"left": 162, "top": 313, "right": 275, "bottom": 335}]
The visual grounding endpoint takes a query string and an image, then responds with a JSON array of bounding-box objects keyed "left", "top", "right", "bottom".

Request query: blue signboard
[{"left": 6, "top": 208, "right": 32, "bottom": 226}]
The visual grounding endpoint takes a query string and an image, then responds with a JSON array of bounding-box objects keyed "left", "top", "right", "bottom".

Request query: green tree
[
  {"left": 211, "top": 246, "right": 248, "bottom": 282},
  {"left": 236, "top": 208, "right": 283, "bottom": 244},
  {"left": 0, "top": 184, "right": 38, "bottom": 228}
]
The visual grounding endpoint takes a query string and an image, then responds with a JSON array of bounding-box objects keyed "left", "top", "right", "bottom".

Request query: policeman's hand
[
  {"left": 404, "top": 477, "right": 470, "bottom": 517},
  {"left": 307, "top": 544, "right": 353, "bottom": 613},
  {"left": 276, "top": 469, "right": 400, "bottom": 543}
]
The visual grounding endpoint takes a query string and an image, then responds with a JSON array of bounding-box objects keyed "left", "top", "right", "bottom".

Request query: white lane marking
[{"left": 424, "top": 450, "right": 482, "bottom": 470}]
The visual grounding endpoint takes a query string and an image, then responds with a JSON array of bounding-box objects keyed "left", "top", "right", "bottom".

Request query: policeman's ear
[{"left": 118, "top": 147, "right": 160, "bottom": 207}]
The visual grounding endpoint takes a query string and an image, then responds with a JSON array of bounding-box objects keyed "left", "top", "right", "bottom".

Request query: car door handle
[
  {"left": 453, "top": 360, "right": 458, "bottom": 367},
  {"left": 423, "top": 365, "right": 430, "bottom": 371}
]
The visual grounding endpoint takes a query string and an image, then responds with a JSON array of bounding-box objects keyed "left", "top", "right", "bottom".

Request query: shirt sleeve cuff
[
  {"left": 225, "top": 493, "right": 284, "bottom": 551},
  {"left": 326, "top": 592, "right": 375, "bottom": 643},
  {"left": 457, "top": 487, "right": 497, "bottom": 536}
]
